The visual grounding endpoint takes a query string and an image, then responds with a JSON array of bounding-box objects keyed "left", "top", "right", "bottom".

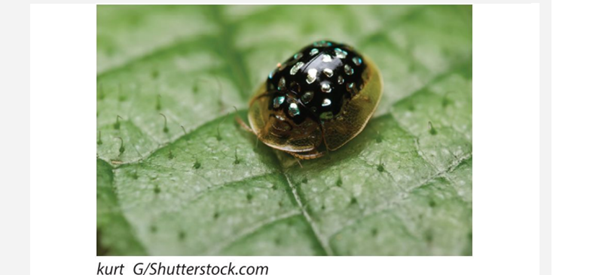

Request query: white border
[
  {"left": 551, "top": 0, "right": 602, "bottom": 274},
  {"left": 29, "top": 3, "right": 541, "bottom": 275},
  {"left": 30, "top": 4, "right": 97, "bottom": 275}
]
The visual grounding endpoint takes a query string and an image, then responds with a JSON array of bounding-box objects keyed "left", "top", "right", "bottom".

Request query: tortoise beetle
[{"left": 238, "top": 40, "right": 383, "bottom": 159}]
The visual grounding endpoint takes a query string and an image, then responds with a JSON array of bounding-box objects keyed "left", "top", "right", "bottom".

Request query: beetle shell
[{"left": 247, "top": 40, "right": 383, "bottom": 159}]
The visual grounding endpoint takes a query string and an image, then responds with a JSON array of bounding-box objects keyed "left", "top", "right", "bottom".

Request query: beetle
[{"left": 237, "top": 40, "right": 383, "bottom": 159}]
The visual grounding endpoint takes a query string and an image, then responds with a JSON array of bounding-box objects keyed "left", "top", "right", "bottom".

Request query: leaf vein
[
  {"left": 282, "top": 172, "right": 334, "bottom": 256},
  {"left": 206, "top": 210, "right": 301, "bottom": 255}
]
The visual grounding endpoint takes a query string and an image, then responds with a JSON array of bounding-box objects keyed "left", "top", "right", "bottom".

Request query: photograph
[{"left": 96, "top": 5, "right": 472, "bottom": 256}]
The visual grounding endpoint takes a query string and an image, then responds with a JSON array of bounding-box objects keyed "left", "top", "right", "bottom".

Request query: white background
[
  {"left": 28, "top": 3, "right": 544, "bottom": 275},
  {"left": 551, "top": 0, "right": 602, "bottom": 274}
]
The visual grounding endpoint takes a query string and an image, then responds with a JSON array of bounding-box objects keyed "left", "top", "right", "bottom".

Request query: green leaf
[{"left": 97, "top": 5, "right": 472, "bottom": 256}]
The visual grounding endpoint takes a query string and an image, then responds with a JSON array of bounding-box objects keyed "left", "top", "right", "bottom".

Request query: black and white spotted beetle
[{"left": 238, "top": 40, "right": 383, "bottom": 159}]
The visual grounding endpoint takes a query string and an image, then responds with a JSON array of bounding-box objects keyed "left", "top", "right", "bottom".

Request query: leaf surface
[{"left": 97, "top": 5, "right": 472, "bottom": 256}]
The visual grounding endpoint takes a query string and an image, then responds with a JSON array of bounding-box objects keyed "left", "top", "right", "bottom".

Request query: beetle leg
[
  {"left": 235, "top": 116, "right": 263, "bottom": 148},
  {"left": 294, "top": 158, "right": 303, "bottom": 168},
  {"left": 235, "top": 116, "right": 254, "bottom": 133}
]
